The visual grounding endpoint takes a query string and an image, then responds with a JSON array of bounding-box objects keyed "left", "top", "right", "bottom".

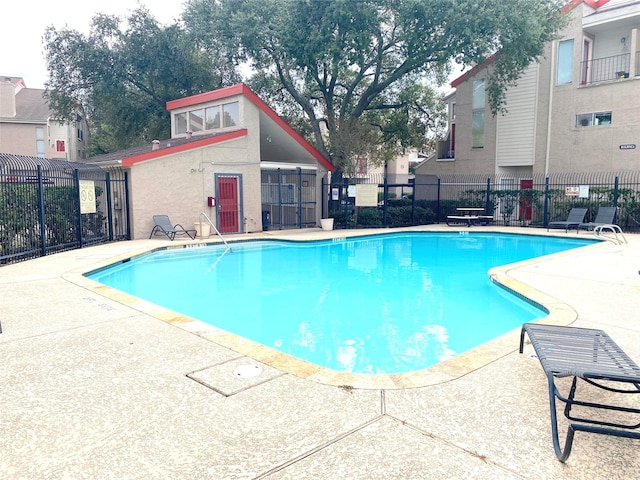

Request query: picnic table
[{"left": 446, "top": 208, "right": 493, "bottom": 227}]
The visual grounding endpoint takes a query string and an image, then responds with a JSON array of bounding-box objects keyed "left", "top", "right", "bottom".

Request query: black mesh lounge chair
[
  {"left": 519, "top": 323, "right": 640, "bottom": 462},
  {"left": 577, "top": 206, "right": 617, "bottom": 232},
  {"left": 149, "top": 215, "right": 196, "bottom": 240},
  {"left": 547, "top": 208, "right": 588, "bottom": 232}
]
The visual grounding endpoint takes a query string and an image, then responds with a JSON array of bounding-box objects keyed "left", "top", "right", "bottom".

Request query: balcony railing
[{"left": 581, "top": 53, "right": 630, "bottom": 85}]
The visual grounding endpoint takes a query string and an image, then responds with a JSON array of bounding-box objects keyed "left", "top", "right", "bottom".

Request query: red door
[
  {"left": 519, "top": 179, "right": 533, "bottom": 221},
  {"left": 450, "top": 123, "right": 456, "bottom": 157},
  {"left": 217, "top": 176, "right": 239, "bottom": 233}
]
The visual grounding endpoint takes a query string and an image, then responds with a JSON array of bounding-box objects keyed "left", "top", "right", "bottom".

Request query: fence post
[
  {"left": 613, "top": 176, "right": 619, "bottom": 207},
  {"left": 436, "top": 178, "right": 441, "bottom": 223},
  {"left": 124, "top": 171, "right": 131, "bottom": 240},
  {"left": 37, "top": 165, "right": 46, "bottom": 257},
  {"left": 543, "top": 177, "right": 550, "bottom": 227},
  {"left": 383, "top": 175, "right": 389, "bottom": 227},
  {"left": 105, "top": 171, "right": 114, "bottom": 241},
  {"left": 343, "top": 178, "right": 349, "bottom": 228},
  {"left": 485, "top": 177, "right": 491, "bottom": 213},
  {"left": 75, "top": 169, "right": 83, "bottom": 249},
  {"left": 297, "top": 168, "right": 302, "bottom": 228}
]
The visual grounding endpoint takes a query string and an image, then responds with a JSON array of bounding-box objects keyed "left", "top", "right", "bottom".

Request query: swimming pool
[{"left": 87, "top": 232, "right": 594, "bottom": 375}]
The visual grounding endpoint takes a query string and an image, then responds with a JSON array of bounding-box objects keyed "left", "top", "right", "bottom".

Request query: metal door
[{"left": 217, "top": 175, "right": 240, "bottom": 233}]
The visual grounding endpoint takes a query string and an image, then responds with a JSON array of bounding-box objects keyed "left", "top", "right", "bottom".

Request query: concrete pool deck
[{"left": 1, "top": 226, "right": 639, "bottom": 479}]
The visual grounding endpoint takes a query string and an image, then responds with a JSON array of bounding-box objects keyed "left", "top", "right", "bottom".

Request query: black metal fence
[
  {"left": 261, "top": 168, "right": 318, "bottom": 230},
  {"left": 325, "top": 171, "right": 640, "bottom": 232},
  {"left": 0, "top": 154, "right": 130, "bottom": 265}
]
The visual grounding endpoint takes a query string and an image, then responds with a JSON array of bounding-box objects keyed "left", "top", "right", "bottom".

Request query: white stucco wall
[{"left": 129, "top": 134, "right": 262, "bottom": 239}]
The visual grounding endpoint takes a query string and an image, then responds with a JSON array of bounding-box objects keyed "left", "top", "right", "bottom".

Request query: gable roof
[
  {"left": 14, "top": 89, "right": 52, "bottom": 122},
  {"left": 167, "top": 83, "right": 335, "bottom": 172}
]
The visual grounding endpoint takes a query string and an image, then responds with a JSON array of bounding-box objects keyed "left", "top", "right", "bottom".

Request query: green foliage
[
  {"left": 355, "top": 208, "right": 383, "bottom": 226},
  {"left": 183, "top": 0, "right": 565, "bottom": 169},
  {"left": 0, "top": 184, "right": 40, "bottom": 254},
  {"left": 0, "top": 182, "right": 107, "bottom": 259},
  {"left": 43, "top": 7, "right": 241, "bottom": 154}
]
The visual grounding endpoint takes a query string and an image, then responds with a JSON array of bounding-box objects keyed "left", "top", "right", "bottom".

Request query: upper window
[
  {"left": 189, "top": 109, "right": 204, "bottom": 132},
  {"left": 206, "top": 106, "right": 221, "bottom": 129},
  {"left": 222, "top": 102, "right": 239, "bottom": 127},
  {"left": 174, "top": 101, "right": 239, "bottom": 135},
  {"left": 175, "top": 113, "right": 188, "bottom": 134},
  {"left": 557, "top": 39, "right": 574, "bottom": 85},
  {"left": 472, "top": 80, "right": 485, "bottom": 148},
  {"left": 356, "top": 157, "right": 367, "bottom": 175}
]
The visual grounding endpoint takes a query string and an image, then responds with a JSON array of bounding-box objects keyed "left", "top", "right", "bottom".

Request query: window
[
  {"left": 205, "top": 106, "right": 221, "bottom": 129},
  {"left": 189, "top": 109, "right": 204, "bottom": 132},
  {"left": 472, "top": 80, "right": 485, "bottom": 148},
  {"left": 576, "top": 112, "right": 612, "bottom": 127},
  {"left": 222, "top": 102, "right": 239, "bottom": 127},
  {"left": 356, "top": 157, "right": 367, "bottom": 175},
  {"left": 36, "top": 127, "right": 45, "bottom": 158},
  {"left": 174, "top": 101, "right": 239, "bottom": 135},
  {"left": 557, "top": 39, "right": 574, "bottom": 84},
  {"left": 176, "top": 112, "right": 187, "bottom": 134}
]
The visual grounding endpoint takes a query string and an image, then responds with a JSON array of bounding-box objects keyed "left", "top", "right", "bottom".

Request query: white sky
[{"left": 0, "top": 0, "right": 186, "bottom": 89}]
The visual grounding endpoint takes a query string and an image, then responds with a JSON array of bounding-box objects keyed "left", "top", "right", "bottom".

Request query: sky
[{"left": 0, "top": 0, "right": 186, "bottom": 89}]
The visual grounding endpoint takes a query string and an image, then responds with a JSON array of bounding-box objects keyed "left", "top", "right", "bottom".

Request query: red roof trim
[
  {"left": 239, "top": 85, "right": 335, "bottom": 172},
  {"left": 121, "top": 129, "right": 248, "bottom": 167},
  {"left": 166, "top": 83, "right": 335, "bottom": 172},
  {"left": 166, "top": 84, "right": 245, "bottom": 111},
  {"left": 450, "top": 53, "right": 498, "bottom": 88}
]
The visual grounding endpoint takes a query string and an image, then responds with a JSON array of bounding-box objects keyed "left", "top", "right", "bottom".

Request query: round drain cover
[{"left": 233, "top": 364, "right": 263, "bottom": 378}]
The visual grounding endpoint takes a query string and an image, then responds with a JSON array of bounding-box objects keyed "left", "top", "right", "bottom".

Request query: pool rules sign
[{"left": 79, "top": 180, "right": 97, "bottom": 214}]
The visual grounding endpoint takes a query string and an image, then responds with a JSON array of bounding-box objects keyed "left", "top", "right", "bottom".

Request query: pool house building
[{"left": 86, "top": 84, "right": 335, "bottom": 239}]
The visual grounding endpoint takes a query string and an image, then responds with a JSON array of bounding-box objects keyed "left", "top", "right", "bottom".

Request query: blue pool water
[{"left": 88, "top": 233, "right": 594, "bottom": 374}]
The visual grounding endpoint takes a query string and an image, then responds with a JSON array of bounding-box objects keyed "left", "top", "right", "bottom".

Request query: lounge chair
[
  {"left": 519, "top": 323, "right": 640, "bottom": 462},
  {"left": 149, "top": 215, "right": 196, "bottom": 240},
  {"left": 547, "top": 207, "right": 588, "bottom": 232},
  {"left": 577, "top": 206, "right": 617, "bottom": 232}
]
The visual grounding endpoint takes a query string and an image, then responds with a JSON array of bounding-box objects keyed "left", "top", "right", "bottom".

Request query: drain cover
[{"left": 233, "top": 364, "right": 263, "bottom": 378}]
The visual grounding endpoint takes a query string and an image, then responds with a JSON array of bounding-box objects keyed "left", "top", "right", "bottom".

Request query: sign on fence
[
  {"left": 355, "top": 184, "right": 378, "bottom": 206},
  {"left": 565, "top": 185, "right": 589, "bottom": 198},
  {"left": 79, "top": 180, "right": 96, "bottom": 214}
]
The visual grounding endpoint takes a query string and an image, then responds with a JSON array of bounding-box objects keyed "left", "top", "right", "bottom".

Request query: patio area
[{"left": 1, "top": 226, "right": 639, "bottom": 479}]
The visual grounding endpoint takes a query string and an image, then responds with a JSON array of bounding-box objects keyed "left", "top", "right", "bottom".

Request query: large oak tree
[{"left": 183, "top": 0, "right": 566, "bottom": 173}]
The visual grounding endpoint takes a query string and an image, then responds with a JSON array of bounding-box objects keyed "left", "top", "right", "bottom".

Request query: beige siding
[{"left": 496, "top": 64, "right": 539, "bottom": 167}]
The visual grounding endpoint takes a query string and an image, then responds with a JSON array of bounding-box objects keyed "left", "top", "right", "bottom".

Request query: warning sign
[
  {"left": 355, "top": 184, "right": 379, "bottom": 207},
  {"left": 79, "top": 180, "right": 96, "bottom": 214}
]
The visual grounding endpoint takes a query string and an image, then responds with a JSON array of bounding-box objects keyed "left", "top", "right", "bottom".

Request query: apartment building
[
  {"left": 0, "top": 76, "right": 89, "bottom": 161},
  {"left": 418, "top": 0, "right": 640, "bottom": 178}
]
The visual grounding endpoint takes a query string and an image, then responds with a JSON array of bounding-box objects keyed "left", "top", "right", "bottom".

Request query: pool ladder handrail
[
  {"left": 593, "top": 224, "right": 627, "bottom": 245},
  {"left": 199, "top": 212, "right": 231, "bottom": 251}
]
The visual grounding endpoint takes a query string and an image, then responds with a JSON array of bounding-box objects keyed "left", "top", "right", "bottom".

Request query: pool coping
[{"left": 63, "top": 227, "right": 602, "bottom": 390}]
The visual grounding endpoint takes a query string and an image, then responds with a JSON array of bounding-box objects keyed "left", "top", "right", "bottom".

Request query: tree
[
  {"left": 182, "top": 0, "right": 565, "bottom": 172},
  {"left": 43, "top": 7, "right": 241, "bottom": 154}
]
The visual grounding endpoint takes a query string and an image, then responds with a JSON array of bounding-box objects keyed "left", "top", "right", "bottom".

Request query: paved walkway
[{"left": 1, "top": 226, "right": 639, "bottom": 479}]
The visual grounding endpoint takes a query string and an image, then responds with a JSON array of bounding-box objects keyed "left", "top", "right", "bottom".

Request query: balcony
[
  {"left": 580, "top": 53, "right": 635, "bottom": 85},
  {"left": 436, "top": 137, "right": 454, "bottom": 160}
]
